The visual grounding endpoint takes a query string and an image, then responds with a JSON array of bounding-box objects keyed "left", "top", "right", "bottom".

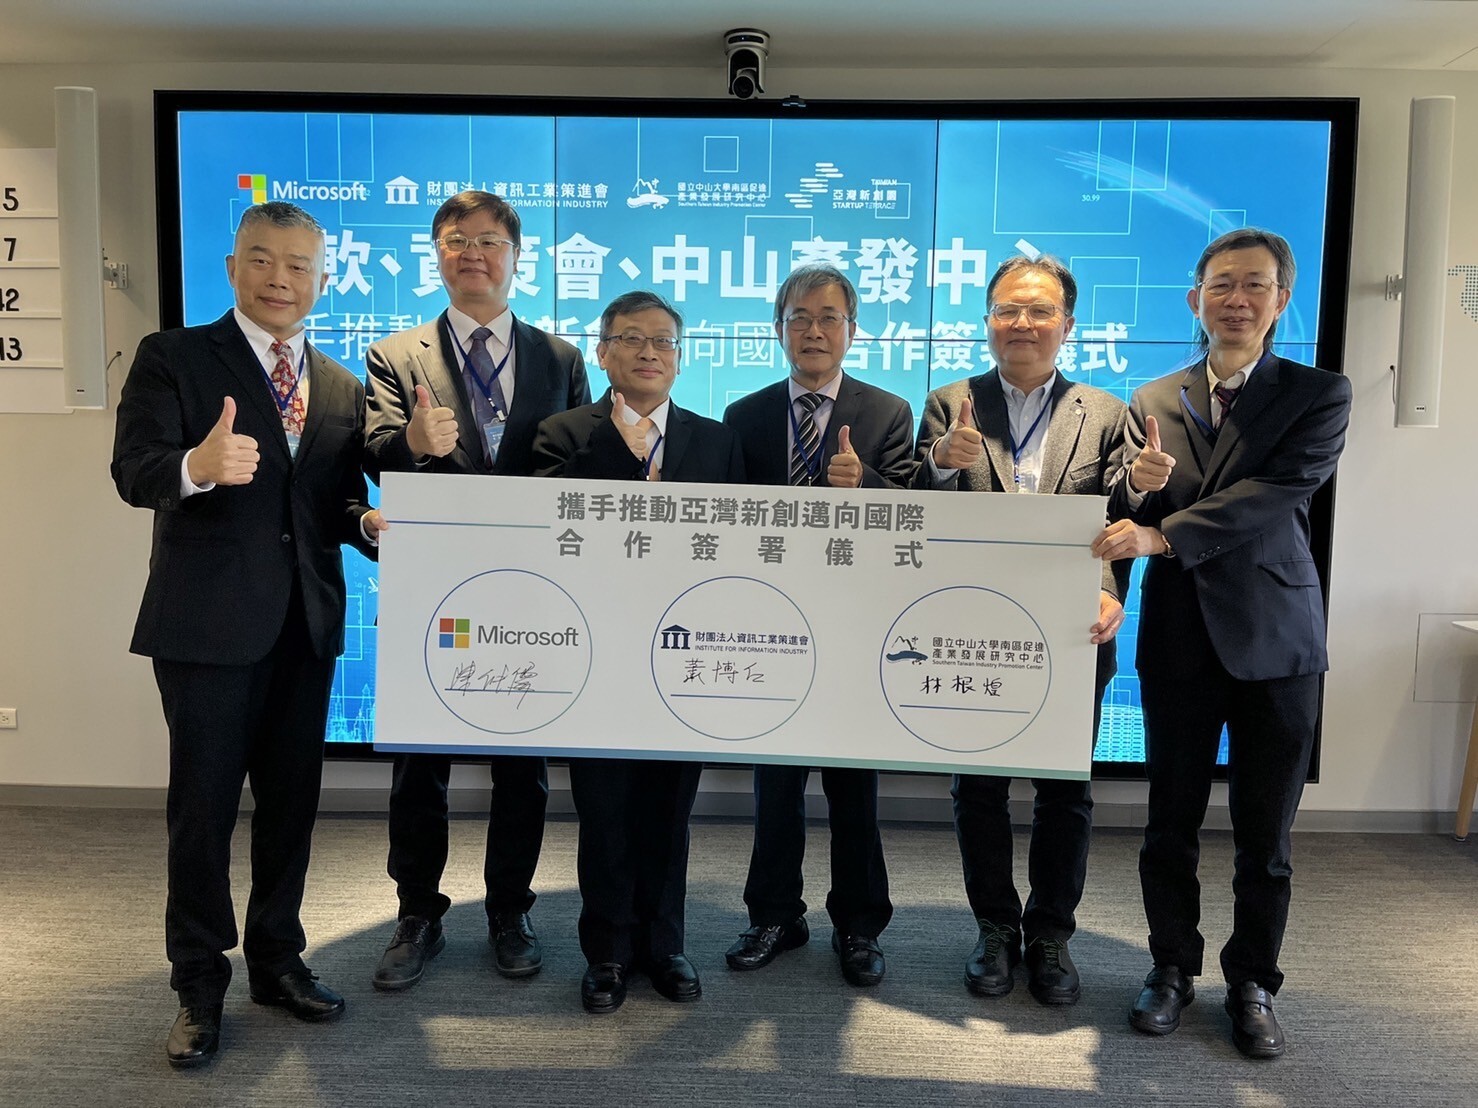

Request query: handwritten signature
[{"left": 447, "top": 660, "right": 539, "bottom": 708}]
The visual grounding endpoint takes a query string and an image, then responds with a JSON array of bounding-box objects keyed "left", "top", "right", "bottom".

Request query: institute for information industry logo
[
  {"left": 438, "top": 618, "right": 470, "bottom": 649},
  {"left": 238, "top": 173, "right": 267, "bottom": 205}
]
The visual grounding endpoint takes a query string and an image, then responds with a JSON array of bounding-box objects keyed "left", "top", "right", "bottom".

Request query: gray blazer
[
  {"left": 913, "top": 370, "right": 1130, "bottom": 685},
  {"left": 363, "top": 310, "right": 588, "bottom": 481}
]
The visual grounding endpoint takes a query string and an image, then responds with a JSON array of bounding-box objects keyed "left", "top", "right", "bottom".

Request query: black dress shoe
[
  {"left": 643, "top": 953, "right": 702, "bottom": 1002},
  {"left": 832, "top": 930, "right": 885, "bottom": 987},
  {"left": 166, "top": 1005, "right": 222, "bottom": 1069},
  {"left": 490, "top": 911, "right": 542, "bottom": 978},
  {"left": 1025, "top": 936, "right": 1081, "bottom": 1006},
  {"left": 1129, "top": 964, "right": 1195, "bottom": 1035},
  {"left": 964, "top": 921, "right": 1021, "bottom": 997},
  {"left": 725, "top": 916, "right": 810, "bottom": 971},
  {"left": 372, "top": 915, "right": 445, "bottom": 992},
  {"left": 249, "top": 969, "right": 346, "bottom": 1022},
  {"left": 581, "top": 962, "right": 628, "bottom": 1014},
  {"left": 1225, "top": 981, "right": 1286, "bottom": 1059}
]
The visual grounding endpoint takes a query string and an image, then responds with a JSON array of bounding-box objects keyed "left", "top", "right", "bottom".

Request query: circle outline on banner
[
  {"left": 650, "top": 575, "right": 817, "bottom": 742},
  {"left": 422, "top": 568, "right": 593, "bottom": 736},
  {"left": 879, "top": 584, "right": 1052, "bottom": 753}
]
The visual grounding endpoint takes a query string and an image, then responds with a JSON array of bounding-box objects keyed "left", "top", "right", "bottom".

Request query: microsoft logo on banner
[
  {"left": 438, "top": 618, "right": 471, "bottom": 649},
  {"left": 238, "top": 173, "right": 267, "bottom": 205}
]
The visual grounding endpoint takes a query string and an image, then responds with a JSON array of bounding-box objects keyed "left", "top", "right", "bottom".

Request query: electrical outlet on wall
[{"left": 0, "top": 709, "right": 17, "bottom": 729}]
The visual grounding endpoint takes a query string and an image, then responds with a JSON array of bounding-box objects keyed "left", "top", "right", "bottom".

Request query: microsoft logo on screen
[
  {"left": 235, "top": 171, "right": 370, "bottom": 206},
  {"left": 438, "top": 618, "right": 471, "bottom": 649},
  {"left": 237, "top": 173, "right": 267, "bottom": 205}
]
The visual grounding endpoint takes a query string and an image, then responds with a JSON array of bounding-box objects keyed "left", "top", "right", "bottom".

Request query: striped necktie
[
  {"left": 789, "top": 392, "right": 825, "bottom": 486},
  {"left": 1213, "top": 383, "right": 1242, "bottom": 431}
]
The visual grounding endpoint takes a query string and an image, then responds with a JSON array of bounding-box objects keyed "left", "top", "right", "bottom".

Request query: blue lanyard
[
  {"left": 449, "top": 321, "right": 514, "bottom": 417},
  {"left": 266, "top": 346, "right": 307, "bottom": 416},
  {"left": 642, "top": 431, "right": 664, "bottom": 479},
  {"left": 787, "top": 394, "right": 825, "bottom": 482},
  {"left": 1180, "top": 351, "right": 1272, "bottom": 439},
  {"left": 1007, "top": 398, "right": 1051, "bottom": 486},
  {"left": 1179, "top": 387, "right": 1215, "bottom": 440}
]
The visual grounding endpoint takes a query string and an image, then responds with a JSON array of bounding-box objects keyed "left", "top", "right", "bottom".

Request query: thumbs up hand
[
  {"left": 931, "top": 394, "right": 984, "bottom": 470},
  {"left": 610, "top": 391, "right": 657, "bottom": 463},
  {"left": 1129, "top": 414, "right": 1175, "bottom": 493},
  {"left": 187, "top": 396, "right": 260, "bottom": 486},
  {"left": 406, "top": 383, "right": 459, "bottom": 459},
  {"left": 826, "top": 423, "right": 863, "bottom": 488}
]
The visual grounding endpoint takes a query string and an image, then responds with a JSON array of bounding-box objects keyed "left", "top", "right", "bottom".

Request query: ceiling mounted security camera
[{"left": 724, "top": 28, "right": 769, "bottom": 100}]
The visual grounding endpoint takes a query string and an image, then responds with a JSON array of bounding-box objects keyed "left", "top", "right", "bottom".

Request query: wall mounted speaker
[
  {"left": 54, "top": 86, "right": 107, "bottom": 410},
  {"left": 1394, "top": 95, "right": 1456, "bottom": 428}
]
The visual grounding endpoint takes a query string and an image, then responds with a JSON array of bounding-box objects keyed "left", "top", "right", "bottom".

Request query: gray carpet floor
[{"left": 2, "top": 805, "right": 1476, "bottom": 1107}]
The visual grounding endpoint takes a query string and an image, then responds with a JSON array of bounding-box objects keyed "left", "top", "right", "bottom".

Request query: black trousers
[
  {"left": 952, "top": 681, "right": 1106, "bottom": 942},
  {"left": 1138, "top": 639, "right": 1319, "bottom": 993},
  {"left": 386, "top": 752, "right": 547, "bottom": 925},
  {"left": 155, "top": 589, "right": 333, "bottom": 1008},
  {"left": 743, "top": 765, "right": 892, "bottom": 938},
  {"left": 568, "top": 757, "right": 703, "bottom": 967}
]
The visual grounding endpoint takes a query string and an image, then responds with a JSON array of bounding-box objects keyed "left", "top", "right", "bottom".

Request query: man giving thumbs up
[{"left": 112, "top": 202, "right": 382, "bottom": 1068}]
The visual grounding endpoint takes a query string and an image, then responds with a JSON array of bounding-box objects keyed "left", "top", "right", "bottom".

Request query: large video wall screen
[{"left": 156, "top": 93, "right": 1357, "bottom": 773}]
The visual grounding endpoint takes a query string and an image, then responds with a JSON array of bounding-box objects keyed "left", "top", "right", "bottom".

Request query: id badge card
[{"left": 482, "top": 415, "right": 506, "bottom": 465}]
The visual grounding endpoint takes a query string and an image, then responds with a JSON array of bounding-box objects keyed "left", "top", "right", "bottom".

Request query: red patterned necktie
[
  {"left": 269, "top": 341, "right": 306, "bottom": 437},
  {"left": 1212, "top": 383, "right": 1242, "bottom": 431}
]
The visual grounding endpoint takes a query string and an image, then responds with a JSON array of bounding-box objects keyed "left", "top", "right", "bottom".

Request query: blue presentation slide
[{"left": 171, "top": 110, "right": 1334, "bottom": 760}]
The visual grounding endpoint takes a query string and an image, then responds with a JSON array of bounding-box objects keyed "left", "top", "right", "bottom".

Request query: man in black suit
[
  {"left": 363, "top": 191, "right": 589, "bottom": 990},
  {"left": 531, "top": 290, "right": 745, "bottom": 1013},
  {"left": 721, "top": 263, "right": 914, "bottom": 987},
  {"left": 1093, "top": 228, "right": 1352, "bottom": 1058},
  {"left": 915, "top": 256, "right": 1128, "bottom": 1007},
  {"left": 112, "top": 202, "right": 384, "bottom": 1067}
]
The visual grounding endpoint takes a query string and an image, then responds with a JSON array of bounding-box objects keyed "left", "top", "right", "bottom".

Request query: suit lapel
[
  {"left": 208, "top": 313, "right": 290, "bottom": 460},
  {"left": 1201, "top": 355, "right": 1280, "bottom": 493},
  {"left": 755, "top": 380, "right": 793, "bottom": 483},
  {"left": 508, "top": 317, "right": 543, "bottom": 409},
  {"left": 1039, "top": 376, "right": 1087, "bottom": 494},
  {"left": 1178, "top": 362, "right": 1214, "bottom": 474},
  {"left": 295, "top": 345, "right": 334, "bottom": 459},
  {"left": 974, "top": 372, "right": 1016, "bottom": 492},
  {"left": 824, "top": 375, "right": 864, "bottom": 461},
  {"left": 417, "top": 312, "right": 483, "bottom": 466},
  {"left": 661, "top": 403, "right": 693, "bottom": 479}
]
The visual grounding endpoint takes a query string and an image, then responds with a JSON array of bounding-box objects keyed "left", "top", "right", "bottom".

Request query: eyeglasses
[
  {"left": 1197, "top": 278, "right": 1279, "bottom": 299},
  {"left": 987, "top": 302, "right": 1063, "bottom": 323},
  {"left": 602, "top": 331, "right": 681, "bottom": 352},
  {"left": 782, "top": 312, "right": 853, "bottom": 332},
  {"left": 436, "top": 233, "right": 517, "bottom": 254}
]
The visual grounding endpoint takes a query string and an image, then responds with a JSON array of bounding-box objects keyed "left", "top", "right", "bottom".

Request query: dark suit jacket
[
  {"left": 111, "top": 312, "right": 375, "bottom": 666},
  {"left": 1108, "top": 356, "right": 1352, "bottom": 682},
  {"left": 914, "top": 371, "right": 1129, "bottom": 685},
  {"left": 363, "top": 311, "right": 589, "bottom": 481},
  {"left": 532, "top": 393, "right": 746, "bottom": 484},
  {"left": 721, "top": 374, "right": 914, "bottom": 489}
]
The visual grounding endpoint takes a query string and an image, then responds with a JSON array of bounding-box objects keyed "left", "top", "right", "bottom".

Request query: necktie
[
  {"left": 269, "top": 341, "right": 306, "bottom": 437},
  {"left": 467, "top": 326, "right": 512, "bottom": 416},
  {"left": 790, "top": 392, "right": 824, "bottom": 486},
  {"left": 1213, "top": 383, "right": 1242, "bottom": 431}
]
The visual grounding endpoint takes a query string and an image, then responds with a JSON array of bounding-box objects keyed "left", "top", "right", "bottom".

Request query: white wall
[{"left": 1, "top": 60, "right": 1475, "bottom": 820}]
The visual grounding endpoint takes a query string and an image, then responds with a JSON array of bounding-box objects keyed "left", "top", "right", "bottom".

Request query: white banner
[{"left": 375, "top": 472, "right": 1107, "bottom": 778}]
